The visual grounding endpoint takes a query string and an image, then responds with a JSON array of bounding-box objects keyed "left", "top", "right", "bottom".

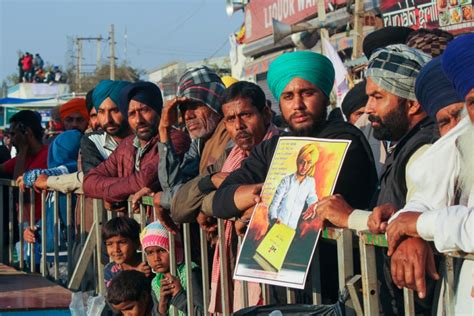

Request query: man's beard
[
  {"left": 103, "top": 122, "right": 128, "bottom": 138},
  {"left": 134, "top": 119, "right": 158, "bottom": 142},
  {"left": 369, "top": 100, "right": 410, "bottom": 141},
  {"left": 288, "top": 107, "right": 327, "bottom": 137},
  {"left": 457, "top": 124, "right": 474, "bottom": 195}
]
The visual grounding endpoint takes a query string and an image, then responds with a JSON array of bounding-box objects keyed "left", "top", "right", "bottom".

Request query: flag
[{"left": 322, "top": 37, "right": 349, "bottom": 108}]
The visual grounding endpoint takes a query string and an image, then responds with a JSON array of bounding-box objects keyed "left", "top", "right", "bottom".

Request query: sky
[{"left": 0, "top": 0, "right": 243, "bottom": 84}]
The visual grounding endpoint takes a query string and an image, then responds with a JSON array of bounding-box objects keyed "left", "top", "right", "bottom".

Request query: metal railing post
[
  {"left": 403, "top": 288, "right": 415, "bottom": 316},
  {"left": 168, "top": 225, "right": 178, "bottom": 316},
  {"left": 8, "top": 186, "right": 14, "bottom": 265},
  {"left": 183, "top": 223, "right": 194, "bottom": 315},
  {"left": 93, "top": 199, "right": 105, "bottom": 295},
  {"left": 80, "top": 194, "right": 86, "bottom": 247},
  {"left": 41, "top": 191, "right": 47, "bottom": 276},
  {"left": 200, "top": 228, "right": 210, "bottom": 316},
  {"left": 66, "top": 192, "right": 73, "bottom": 281},
  {"left": 0, "top": 184, "right": 4, "bottom": 263},
  {"left": 53, "top": 190, "right": 59, "bottom": 280},
  {"left": 337, "top": 229, "right": 354, "bottom": 315},
  {"left": 238, "top": 236, "right": 249, "bottom": 308},
  {"left": 140, "top": 204, "right": 146, "bottom": 261},
  {"left": 29, "top": 190, "right": 36, "bottom": 272},
  {"left": 217, "top": 219, "right": 230, "bottom": 316},
  {"left": 358, "top": 233, "right": 380, "bottom": 316},
  {"left": 444, "top": 256, "right": 455, "bottom": 316},
  {"left": 18, "top": 189, "right": 24, "bottom": 270}
]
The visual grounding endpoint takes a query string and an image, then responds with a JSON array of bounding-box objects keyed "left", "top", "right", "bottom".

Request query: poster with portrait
[{"left": 234, "top": 137, "right": 351, "bottom": 289}]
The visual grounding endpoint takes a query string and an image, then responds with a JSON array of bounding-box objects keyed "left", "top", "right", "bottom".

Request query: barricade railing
[{"left": 0, "top": 177, "right": 472, "bottom": 315}]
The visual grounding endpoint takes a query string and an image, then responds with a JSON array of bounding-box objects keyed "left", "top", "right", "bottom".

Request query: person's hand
[
  {"left": 159, "top": 97, "right": 189, "bottom": 143},
  {"left": 135, "top": 262, "right": 152, "bottom": 278},
  {"left": 234, "top": 183, "right": 263, "bottom": 212},
  {"left": 196, "top": 212, "right": 217, "bottom": 233},
  {"left": 390, "top": 237, "right": 440, "bottom": 299},
  {"left": 131, "top": 187, "right": 152, "bottom": 212},
  {"left": 210, "top": 172, "right": 230, "bottom": 189},
  {"left": 314, "top": 194, "right": 354, "bottom": 228},
  {"left": 367, "top": 203, "right": 398, "bottom": 233},
  {"left": 235, "top": 206, "right": 254, "bottom": 237},
  {"left": 387, "top": 211, "right": 422, "bottom": 256},
  {"left": 23, "top": 226, "right": 37, "bottom": 243},
  {"left": 103, "top": 201, "right": 127, "bottom": 213},
  {"left": 16, "top": 175, "right": 26, "bottom": 191},
  {"left": 162, "top": 273, "right": 182, "bottom": 297},
  {"left": 153, "top": 193, "right": 179, "bottom": 234},
  {"left": 33, "top": 174, "right": 48, "bottom": 192}
]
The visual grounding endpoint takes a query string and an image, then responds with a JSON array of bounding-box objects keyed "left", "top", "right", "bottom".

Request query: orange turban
[{"left": 59, "top": 98, "right": 89, "bottom": 122}]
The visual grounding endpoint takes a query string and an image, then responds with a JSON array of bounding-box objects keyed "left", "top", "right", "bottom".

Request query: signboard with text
[
  {"left": 244, "top": 0, "right": 347, "bottom": 43},
  {"left": 381, "top": 0, "right": 473, "bottom": 33}
]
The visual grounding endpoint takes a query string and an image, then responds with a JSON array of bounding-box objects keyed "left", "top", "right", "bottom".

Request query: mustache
[
  {"left": 368, "top": 114, "right": 383, "bottom": 124},
  {"left": 102, "top": 123, "right": 120, "bottom": 129},
  {"left": 236, "top": 131, "right": 251, "bottom": 139},
  {"left": 289, "top": 111, "right": 309, "bottom": 120}
]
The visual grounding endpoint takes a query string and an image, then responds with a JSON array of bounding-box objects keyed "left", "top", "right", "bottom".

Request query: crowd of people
[
  {"left": 17, "top": 52, "right": 66, "bottom": 84},
  {"left": 0, "top": 27, "right": 473, "bottom": 315}
]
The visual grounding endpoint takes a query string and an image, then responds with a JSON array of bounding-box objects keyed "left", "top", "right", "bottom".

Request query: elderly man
[
  {"left": 83, "top": 81, "right": 189, "bottom": 205},
  {"left": 213, "top": 51, "right": 377, "bottom": 302},
  {"left": 148, "top": 66, "right": 230, "bottom": 230},
  {"left": 171, "top": 81, "right": 277, "bottom": 313},
  {"left": 386, "top": 33, "right": 474, "bottom": 315}
]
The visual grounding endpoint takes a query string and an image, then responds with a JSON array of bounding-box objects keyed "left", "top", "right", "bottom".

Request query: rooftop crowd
[{"left": 0, "top": 28, "right": 473, "bottom": 315}]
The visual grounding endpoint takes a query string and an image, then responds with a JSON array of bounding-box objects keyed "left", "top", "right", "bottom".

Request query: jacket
[{"left": 83, "top": 129, "right": 190, "bottom": 203}]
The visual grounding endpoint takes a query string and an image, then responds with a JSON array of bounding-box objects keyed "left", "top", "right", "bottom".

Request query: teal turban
[
  {"left": 92, "top": 80, "right": 130, "bottom": 110},
  {"left": 267, "top": 51, "right": 335, "bottom": 100}
]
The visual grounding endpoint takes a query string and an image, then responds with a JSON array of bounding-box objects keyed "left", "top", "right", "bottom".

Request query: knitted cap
[{"left": 140, "top": 222, "right": 183, "bottom": 264}]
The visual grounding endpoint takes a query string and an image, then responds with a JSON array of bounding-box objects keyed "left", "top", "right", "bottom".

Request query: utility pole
[
  {"left": 76, "top": 38, "right": 82, "bottom": 91},
  {"left": 74, "top": 36, "right": 103, "bottom": 91},
  {"left": 352, "top": 0, "right": 364, "bottom": 59},
  {"left": 97, "top": 35, "right": 103, "bottom": 68},
  {"left": 109, "top": 24, "right": 116, "bottom": 80}
]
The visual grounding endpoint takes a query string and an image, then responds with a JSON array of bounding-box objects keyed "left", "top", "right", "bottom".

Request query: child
[
  {"left": 140, "top": 222, "right": 204, "bottom": 316},
  {"left": 107, "top": 270, "right": 154, "bottom": 316},
  {"left": 103, "top": 217, "right": 151, "bottom": 287}
]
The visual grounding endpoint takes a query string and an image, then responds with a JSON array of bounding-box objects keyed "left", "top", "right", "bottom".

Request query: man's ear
[
  {"left": 263, "top": 105, "right": 272, "bottom": 125},
  {"left": 407, "top": 100, "right": 424, "bottom": 116}
]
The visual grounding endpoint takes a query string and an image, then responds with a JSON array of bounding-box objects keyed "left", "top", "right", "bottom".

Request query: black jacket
[{"left": 213, "top": 120, "right": 378, "bottom": 218}]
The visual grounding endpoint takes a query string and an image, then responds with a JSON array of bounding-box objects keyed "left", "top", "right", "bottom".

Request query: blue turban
[
  {"left": 442, "top": 33, "right": 474, "bottom": 100},
  {"left": 92, "top": 80, "right": 130, "bottom": 111},
  {"left": 48, "top": 129, "right": 82, "bottom": 172},
  {"left": 415, "top": 57, "right": 463, "bottom": 119},
  {"left": 119, "top": 82, "right": 163, "bottom": 117},
  {"left": 267, "top": 51, "right": 335, "bottom": 99}
]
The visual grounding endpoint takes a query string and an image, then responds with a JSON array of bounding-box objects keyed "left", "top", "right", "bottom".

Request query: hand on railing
[
  {"left": 134, "top": 261, "right": 152, "bottom": 278},
  {"left": 23, "top": 226, "right": 38, "bottom": 243},
  {"left": 367, "top": 203, "right": 397, "bottom": 233},
  {"left": 389, "top": 237, "right": 440, "bottom": 299},
  {"left": 33, "top": 174, "right": 48, "bottom": 193},
  {"left": 153, "top": 192, "right": 179, "bottom": 234},
  {"left": 16, "top": 175, "right": 26, "bottom": 191},
  {"left": 159, "top": 273, "right": 183, "bottom": 314},
  {"left": 196, "top": 211, "right": 217, "bottom": 233},
  {"left": 313, "top": 194, "right": 354, "bottom": 228},
  {"left": 131, "top": 187, "right": 153, "bottom": 212},
  {"left": 386, "top": 211, "right": 421, "bottom": 256}
]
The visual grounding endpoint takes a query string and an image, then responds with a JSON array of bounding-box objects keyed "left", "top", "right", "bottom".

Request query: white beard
[{"left": 457, "top": 124, "right": 474, "bottom": 196}]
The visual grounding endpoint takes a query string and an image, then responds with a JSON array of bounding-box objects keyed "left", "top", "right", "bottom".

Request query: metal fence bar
[
  {"left": 41, "top": 191, "right": 47, "bottom": 277},
  {"left": 217, "top": 219, "right": 230, "bottom": 316},
  {"left": 337, "top": 229, "right": 354, "bottom": 315},
  {"left": 168, "top": 224, "right": 178, "bottom": 316},
  {"left": 444, "top": 256, "right": 455, "bottom": 316},
  {"left": 403, "top": 288, "right": 415, "bottom": 316},
  {"left": 0, "top": 185, "right": 4, "bottom": 263},
  {"left": 8, "top": 186, "right": 14, "bottom": 265},
  {"left": 311, "top": 247, "right": 322, "bottom": 304},
  {"left": 183, "top": 223, "right": 194, "bottom": 315},
  {"left": 53, "top": 190, "right": 59, "bottom": 280},
  {"left": 286, "top": 288, "right": 296, "bottom": 304},
  {"left": 358, "top": 233, "right": 380, "bottom": 316},
  {"left": 80, "top": 194, "right": 86, "bottom": 247},
  {"left": 199, "top": 228, "right": 210, "bottom": 316},
  {"left": 140, "top": 204, "right": 146, "bottom": 262},
  {"left": 18, "top": 189, "right": 24, "bottom": 270},
  {"left": 261, "top": 284, "right": 270, "bottom": 305},
  {"left": 127, "top": 201, "right": 133, "bottom": 217},
  {"left": 29, "top": 190, "right": 35, "bottom": 272},
  {"left": 66, "top": 193, "right": 73, "bottom": 280},
  {"left": 68, "top": 222, "right": 97, "bottom": 290},
  {"left": 93, "top": 199, "right": 105, "bottom": 295},
  {"left": 238, "top": 236, "right": 249, "bottom": 308}
]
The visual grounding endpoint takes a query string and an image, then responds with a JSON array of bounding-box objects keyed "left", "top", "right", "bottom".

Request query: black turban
[
  {"left": 363, "top": 26, "right": 414, "bottom": 58},
  {"left": 341, "top": 80, "right": 368, "bottom": 119},
  {"left": 118, "top": 82, "right": 163, "bottom": 117}
]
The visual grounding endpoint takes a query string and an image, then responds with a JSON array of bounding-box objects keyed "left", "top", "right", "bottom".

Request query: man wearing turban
[
  {"left": 59, "top": 97, "right": 89, "bottom": 133},
  {"left": 83, "top": 81, "right": 190, "bottom": 206},
  {"left": 384, "top": 33, "right": 474, "bottom": 315},
  {"left": 317, "top": 44, "right": 439, "bottom": 314},
  {"left": 213, "top": 51, "right": 378, "bottom": 302}
]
